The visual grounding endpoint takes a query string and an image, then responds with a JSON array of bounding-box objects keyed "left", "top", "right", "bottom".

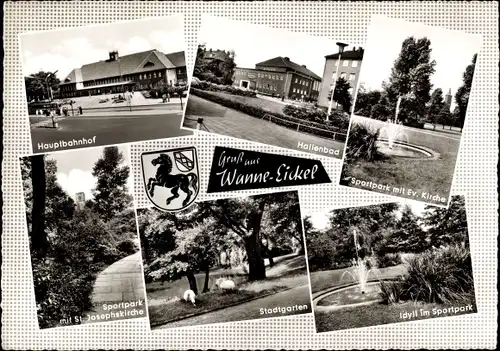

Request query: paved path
[
  {"left": 183, "top": 95, "right": 345, "bottom": 159},
  {"left": 158, "top": 284, "right": 312, "bottom": 329},
  {"left": 91, "top": 252, "right": 145, "bottom": 303},
  {"left": 82, "top": 252, "right": 147, "bottom": 324}
]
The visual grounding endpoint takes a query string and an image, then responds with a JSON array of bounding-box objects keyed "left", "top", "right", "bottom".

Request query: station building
[
  {"left": 317, "top": 46, "right": 364, "bottom": 108},
  {"left": 58, "top": 49, "right": 187, "bottom": 98},
  {"left": 232, "top": 56, "right": 322, "bottom": 101}
]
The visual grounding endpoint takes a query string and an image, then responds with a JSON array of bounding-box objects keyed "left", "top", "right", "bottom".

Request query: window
[
  {"left": 293, "top": 88, "right": 296, "bottom": 93},
  {"left": 352, "top": 60, "right": 358, "bottom": 68},
  {"left": 295, "top": 78, "right": 298, "bottom": 83},
  {"left": 139, "top": 74, "right": 142, "bottom": 80},
  {"left": 148, "top": 73, "right": 152, "bottom": 79},
  {"left": 158, "top": 72, "right": 162, "bottom": 77},
  {"left": 340, "top": 72, "right": 347, "bottom": 79},
  {"left": 343, "top": 59, "right": 349, "bottom": 67},
  {"left": 349, "top": 73, "right": 356, "bottom": 81},
  {"left": 306, "top": 81, "right": 309, "bottom": 86},
  {"left": 153, "top": 72, "right": 157, "bottom": 78},
  {"left": 280, "top": 76, "right": 284, "bottom": 80}
]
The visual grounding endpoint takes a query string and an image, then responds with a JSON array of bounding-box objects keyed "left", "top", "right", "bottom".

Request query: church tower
[
  {"left": 444, "top": 88, "right": 453, "bottom": 110},
  {"left": 75, "top": 192, "right": 86, "bottom": 210}
]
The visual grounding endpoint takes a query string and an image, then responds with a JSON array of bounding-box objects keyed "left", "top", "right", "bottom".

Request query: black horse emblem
[{"left": 142, "top": 147, "right": 199, "bottom": 211}]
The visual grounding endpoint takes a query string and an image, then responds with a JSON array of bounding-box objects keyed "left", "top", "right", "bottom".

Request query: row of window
[
  {"left": 292, "top": 87, "right": 308, "bottom": 96},
  {"left": 338, "top": 59, "right": 359, "bottom": 68},
  {"left": 332, "top": 72, "right": 357, "bottom": 82},
  {"left": 257, "top": 83, "right": 279, "bottom": 91},
  {"left": 294, "top": 78, "right": 310, "bottom": 87},
  {"left": 82, "top": 71, "right": 165, "bottom": 88},
  {"left": 312, "top": 80, "right": 320, "bottom": 91},
  {"left": 259, "top": 73, "right": 284, "bottom": 80}
]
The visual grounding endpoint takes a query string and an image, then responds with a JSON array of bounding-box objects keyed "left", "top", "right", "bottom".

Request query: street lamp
[{"left": 326, "top": 42, "right": 349, "bottom": 121}]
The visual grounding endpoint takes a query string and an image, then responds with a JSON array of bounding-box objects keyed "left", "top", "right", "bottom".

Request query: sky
[
  {"left": 357, "top": 15, "right": 481, "bottom": 110},
  {"left": 46, "top": 145, "right": 133, "bottom": 202},
  {"left": 19, "top": 14, "right": 186, "bottom": 81},
  {"left": 197, "top": 15, "right": 353, "bottom": 79},
  {"left": 306, "top": 200, "right": 428, "bottom": 231}
]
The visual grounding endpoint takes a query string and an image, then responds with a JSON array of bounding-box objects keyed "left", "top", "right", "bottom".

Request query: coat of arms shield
[{"left": 141, "top": 147, "right": 200, "bottom": 211}]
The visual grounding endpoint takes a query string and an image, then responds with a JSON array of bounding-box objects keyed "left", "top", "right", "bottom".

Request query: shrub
[
  {"left": 93, "top": 244, "right": 123, "bottom": 265},
  {"left": 116, "top": 239, "right": 139, "bottom": 255},
  {"left": 195, "top": 80, "right": 257, "bottom": 97},
  {"left": 379, "top": 245, "right": 475, "bottom": 305},
  {"left": 190, "top": 88, "right": 348, "bottom": 140},
  {"left": 376, "top": 253, "right": 403, "bottom": 268},
  {"left": 379, "top": 279, "right": 405, "bottom": 305},
  {"left": 343, "top": 123, "right": 384, "bottom": 163}
]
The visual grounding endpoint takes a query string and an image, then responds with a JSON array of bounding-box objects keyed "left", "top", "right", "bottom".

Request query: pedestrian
[
  {"left": 162, "top": 93, "right": 167, "bottom": 103},
  {"left": 78, "top": 106, "right": 83, "bottom": 115},
  {"left": 167, "top": 92, "right": 170, "bottom": 102}
]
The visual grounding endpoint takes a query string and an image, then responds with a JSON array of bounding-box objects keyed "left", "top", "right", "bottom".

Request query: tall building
[
  {"left": 58, "top": 49, "right": 187, "bottom": 98},
  {"left": 318, "top": 46, "right": 364, "bottom": 109},
  {"left": 232, "top": 56, "right": 322, "bottom": 100},
  {"left": 75, "top": 192, "right": 86, "bottom": 210},
  {"left": 444, "top": 88, "right": 453, "bottom": 110}
]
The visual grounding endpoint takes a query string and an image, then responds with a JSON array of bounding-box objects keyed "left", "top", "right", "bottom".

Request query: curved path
[
  {"left": 82, "top": 252, "right": 147, "bottom": 323},
  {"left": 158, "top": 284, "right": 311, "bottom": 329}
]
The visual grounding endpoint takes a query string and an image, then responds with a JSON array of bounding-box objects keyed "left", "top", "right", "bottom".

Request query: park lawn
[
  {"left": 309, "top": 264, "right": 407, "bottom": 294},
  {"left": 342, "top": 119, "right": 461, "bottom": 205},
  {"left": 148, "top": 269, "right": 308, "bottom": 326},
  {"left": 29, "top": 116, "right": 54, "bottom": 125},
  {"left": 194, "top": 89, "right": 287, "bottom": 115},
  {"left": 315, "top": 296, "right": 477, "bottom": 332}
]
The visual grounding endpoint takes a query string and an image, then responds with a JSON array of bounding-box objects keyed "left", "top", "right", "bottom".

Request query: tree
[
  {"left": 91, "top": 147, "right": 132, "bottom": 221},
  {"left": 24, "top": 71, "right": 61, "bottom": 102},
  {"left": 30, "top": 154, "right": 48, "bottom": 257},
  {"left": 327, "top": 77, "right": 352, "bottom": 113},
  {"left": 384, "top": 37, "right": 436, "bottom": 127},
  {"left": 423, "top": 195, "right": 469, "bottom": 247},
  {"left": 353, "top": 85, "right": 382, "bottom": 117},
  {"left": 454, "top": 54, "right": 477, "bottom": 132},
  {"left": 426, "top": 88, "right": 445, "bottom": 130},
  {"left": 370, "top": 95, "right": 392, "bottom": 121},
  {"left": 384, "top": 205, "right": 427, "bottom": 254}
]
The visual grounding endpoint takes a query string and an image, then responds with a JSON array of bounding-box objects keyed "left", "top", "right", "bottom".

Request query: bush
[
  {"left": 379, "top": 245, "right": 475, "bottom": 305},
  {"left": 376, "top": 253, "right": 403, "bottom": 268},
  {"left": 282, "top": 105, "right": 350, "bottom": 132},
  {"left": 344, "top": 123, "right": 384, "bottom": 163},
  {"left": 116, "top": 239, "right": 139, "bottom": 255},
  {"left": 194, "top": 80, "right": 257, "bottom": 97},
  {"left": 190, "top": 88, "right": 348, "bottom": 140},
  {"left": 32, "top": 258, "right": 95, "bottom": 329}
]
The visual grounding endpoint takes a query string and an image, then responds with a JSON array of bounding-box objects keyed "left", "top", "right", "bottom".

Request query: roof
[
  {"left": 60, "top": 49, "right": 184, "bottom": 85},
  {"left": 255, "top": 57, "right": 322, "bottom": 81},
  {"left": 325, "top": 47, "right": 364, "bottom": 60}
]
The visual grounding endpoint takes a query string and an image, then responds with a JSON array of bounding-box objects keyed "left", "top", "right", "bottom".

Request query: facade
[
  {"left": 232, "top": 56, "right": 322, "bottom": 101},
  {"left": 58, "top": 49, "right": 187, "bottom": 98},
  {"left": 318, "top": 46, "right": 364, "bottom": 108}
]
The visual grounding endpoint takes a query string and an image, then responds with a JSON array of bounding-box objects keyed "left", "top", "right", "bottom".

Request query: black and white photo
[
  {"left": 339, "top": 16, "right": 481, "bottom": 206},
  {"left": 20, "top": 15, "right": 191, "bottom": 154},
  {"left": 181, "top": 15, "right": 357, "bottom": 159},
  {"left": 304, "top": 195, "right": 476, "bottom": 333},
  {"left": 20, "top": 146, "right": 147, "bottom": 329},
  {"left": 138, "top": 190, "right": 312, "bottom": 329}
]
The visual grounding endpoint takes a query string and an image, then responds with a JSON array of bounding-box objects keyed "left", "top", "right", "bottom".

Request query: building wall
[
  {"left": 318, "top": 57, "right": 363, "bottom": 108},
  {"left": 233, "top": 67, "right": 320, "bottom": 99}
]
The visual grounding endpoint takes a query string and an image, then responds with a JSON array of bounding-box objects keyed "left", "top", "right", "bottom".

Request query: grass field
[
  {"left": 341, "top": 115, "right": 462, "bottom": 205},
  {"left": 315, "top": 297, "right": 477, "bottom": 332},
  {"left": 147, "top": 255, "right": 308, "bottom": 326}
]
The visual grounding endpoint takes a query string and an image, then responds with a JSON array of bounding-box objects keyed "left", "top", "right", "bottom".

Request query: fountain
[
  {"left": 375, "top": 95, "right": 440, "bottom": 160},
  {"left": 312, "top": 229, "right": 387, "bottom": 311}
]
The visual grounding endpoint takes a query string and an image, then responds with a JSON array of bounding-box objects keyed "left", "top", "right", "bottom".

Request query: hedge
[
  {"left": 191, "top": 79, "right": 257, "bottom": 98},
  {"left": 190, "top": 88, "right": 348, "bottom": 141}
]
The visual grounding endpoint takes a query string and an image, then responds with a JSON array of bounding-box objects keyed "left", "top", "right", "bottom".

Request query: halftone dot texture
[{"left": 2, "top": 1, "right": 497, "bottom": 350}]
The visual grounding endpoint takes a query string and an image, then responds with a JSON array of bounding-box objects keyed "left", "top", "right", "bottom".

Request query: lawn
[
  {"left": 341, "top": 116, "right": 462, "bottom": 205},
  {"left": 29, "top": 116, "right": 54, "bottom": 125},
  {"left": 315, "top": 297, "right": 477, "bottom": 332},
  {"left": 146, "top": 254, "right": 309, "bottom": 326}
]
